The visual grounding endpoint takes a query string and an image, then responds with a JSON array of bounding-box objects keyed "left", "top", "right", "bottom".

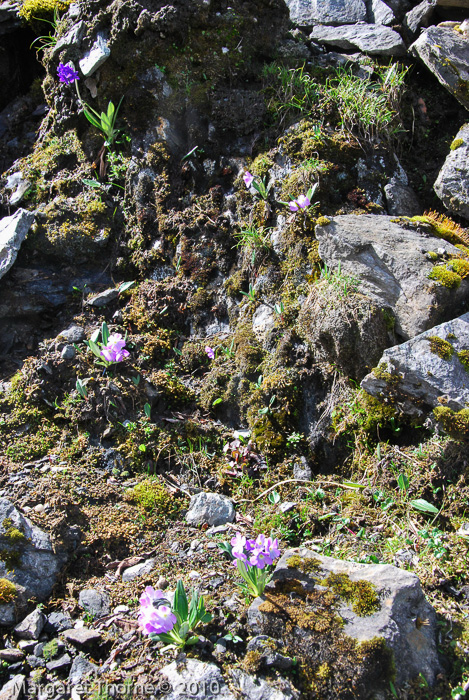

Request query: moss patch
[
  {"left": 0, "top": 578, "right": 17, "bottom": 604},
  {"left": 323, "top": 572, "right": 380, "bottom": 617},
  {"left": 450, "top": 138, "right": 464, "bottom": 151},
  {"left": 433, "top": 406, "right": 469, "bottom": 437},
  {"left": 427, "top": 336, "right": 454, "bottom": 360},
  {"left": 457, "top": 350, "right": 469, "bottom": 372},
  {"left": 428, "top": 265, "right": 461, "bottom": 289}
]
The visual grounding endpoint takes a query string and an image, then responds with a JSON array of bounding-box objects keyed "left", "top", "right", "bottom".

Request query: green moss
[
  {"left": 381, "top": 308, "right": 395, "bottom": 332},
  {"left": 323, "top": 573, "right": 380, "bottom": 616},
  {"left": 433, "top": 406, "right": 469, "bottom": 437},
  {"left": 242, "top": 650, "right": 262, "bottom": 673},
  {"left": 19, "top": 0, "right": 70, "bottom": 22},
  {"left": 0, "top": 578, "right": 17, "bottom": 604},
  {"left": 250, "top": 154, "right": 274, "bottom": 179},
  {"left": 428, "top": 265, "right": 461, "bottom": 289},
  {"left": 450, "top": 138, "right": 464, "bottom": 151},
  {"left": 316, "top": 216, "right": 331, "bottom": 227},
  {"left": 124, "top": 479, "right": 182, "bottom": 518},
  {"left": 427, "top": 251, "right": 439, "bottom": 261},
  {"left": 286, "top": 555, "right": 321, "bottom": 573},
  {"left": 449, "top": 258, "right": 469, "bottom": 279},
  {"left": 2, "top": 519, "right": 26, "bottom": 544},
  {"left": 427, "top": 336, "right": 454, "bottom": 360},
  {"left": 224, "top": 270, "right": 246, "bottom": 298},
  {"left": 457, "top": 350, "right": 469, "bottom": 372}
]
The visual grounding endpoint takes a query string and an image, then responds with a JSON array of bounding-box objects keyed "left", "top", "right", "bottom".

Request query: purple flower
[
  {"left": 139, "top": 586, "right": 166, "bottom": 609},
  {"left": 249, "top": 548, "right": 272, "bottom": 569},
  {"left": 288, "top": 194, "right": 311, "bottom": 212},
  {"left": 205, "top": 346, "right": 215, "bottom": 360},
  {"left": 265, "top": 537, "right": 281, "bottom": 561},
  {"left": 231, "top": 532, "right": 248, "bottom": 563},
  {"left": 57, "top": 63, "right": 79, "bottom": 85},
  {"left": 244, "top": 171, "right": 254, "bottom": 188},
  {"left": 139, "top": 605, "right": 176, "bottom": 635},
  {"left": 100, "top": 333, "right": 130, "bottom": 363}
]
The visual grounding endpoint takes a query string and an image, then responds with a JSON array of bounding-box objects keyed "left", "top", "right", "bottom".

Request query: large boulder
[
  {"left": 410, "top": 25, "right": 469, "bottom": 110},
  {"left": 361, "top": 312, "right": 469, "bottom": 416},
  {"left": 285, "top": 0, "right": 366, "bottom": 26},
  {"left": 434, "top": 123, "right": 469, "bottom": 220},
  {"left": 0, "top": 209, "right": 35, "bottom": 281},
  {"left": 0, "top": 499, "right": 67, "bottom": 627},
  {"left": 315, "top": 214, "right": 469, "bottom": 340},
  {"left": 248, "top": 549, "right": 442, "bottom": 697},
  {"left": 309, "top": 24, "right": 406, "bottom": 55}
]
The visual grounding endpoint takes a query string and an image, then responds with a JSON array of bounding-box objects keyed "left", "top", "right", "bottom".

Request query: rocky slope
[{"left": 0, "top": 0, "right": 468, "bottom": 698}]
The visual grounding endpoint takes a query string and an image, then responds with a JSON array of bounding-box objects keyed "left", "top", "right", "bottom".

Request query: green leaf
[
  {"left": 87, "top": 339, "right": 103, "bottom": 360},
  {"left": 212, "top": 398, "right": 222, "bottom": 406},
  {"left": 178, "top": 621, "right": 189, "bottom": 639},
  {"left": 174, "top": 580, "right": 188, "bottom": 622},
  {"left": 397, "top": 473, "right": 409, "bottom": 493},
  {"left": 410, "top": 499, "right": 439, "bottom": 514},
  {"left": 342, "top": 481, "right": 365, "bottom": 490},
  {"left": 119, "top": 280, "right": 135, "bottom": 293},
  {"left": 144, "top": 403, "right": 151, "bottom": 419},
  {"left": 82, "top": 178, "right": 102, "bottom": 188},
  {"left": 101, "top": 322, "right": 110, "bottom": 346},
  {"left": 185, "top": 636, "right": 200, "bottom": 646}
]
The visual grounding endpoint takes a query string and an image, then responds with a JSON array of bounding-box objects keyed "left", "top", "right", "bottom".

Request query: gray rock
[
  {"left": 58, "top": 326, "right": 85, "bottom": 343},
  {"left": 13, "top": 609, "right": 46, "bottom": 640},
  {"left": 230, "top": 669, "right": 299, "bottom": 700},
  {"left": 249, "top": 549, "right": 441, "bottom": 692},
  {"left": 0, "top": 582, "right": 27, "bottom": 627},
  {"left": 434, "top": 123, "right": 469, "bottom": 220},
  {"left": 285, "top": 0, "right": 366, "bottom": 26},
  {"left": 122, "top": 558, "right": 156, "bottom": 582},
  {"left": 78, "top": 589, "right": 110, "bottom": 618},
  {"left": 46, "top": 653, "right": 72, "bottom": 672},
  {"left": 384, "top": 177, "right": 421, "bottom": 216},
  {"left": 403, "top": 0, "right": 436, "bottom": 39},
  {"left": 0, "top": 649, "right": 24, "bottom": 662},
  {"left": 79, "top": 32, "right": 110, "bottom": 77},
  {"left": 63, "top": 627, "right": 102, "bottom": 646},
  {"left": 68, "top": 655, "right": 98, "bottom": 685},
  {"left": 366, "top": 0, "right": 395, "bottom": 24},
  {"left": 309, "top": 24, "right": 405, "bottom": 55},
  {"left": 293, "top": 457, "right": 312, "bottom": 481},
  {"left": 0, "top": 675, "right": 25, "bottom": 700},
  {"left": 246, "top": 635, "right": 293, "bottom": 670},
  {"left": 0, "top": 499, "right": 67, "bottom": 625},
  {"left": 0, "top": 210, "right": 35, "bottom": 281},
  {"left": 5, "top": 172, "right": 31, "bottom": 206},
  {"left": 410, "top": 26, "right": 469, "bottom": 111},
  {"left": 361, "top": 313, "right": 469, "bottom": 415},
  {"left": 160, "top": 659, "right": 235, "bottom": 700},
  {"left": 53, "top": 21, "right": 86, "bottom": 54},
  {"left": 86, "top": 288, "right": 119, "bottom": 307},
  {"left": 61, "top": 345, "right": 76, "bottom": 360},
  {"left": 382, "top": 0, "right": 411, "bottom": 19},
  {"left": 185, "top": 492, "right": 235, "bottom": 527},
  {"left": 315, "top": 214, "right": 469, "bottom": 339},
  {"left": 252, "top": 304, "right": 276, "bottom": 338},
  {"left": 45, "top": 611, "right": 73, "bottom": 634}
]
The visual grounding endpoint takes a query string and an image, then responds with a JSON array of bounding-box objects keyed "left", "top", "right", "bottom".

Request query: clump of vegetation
[
  {"left": 323, "top": 572, "right": 381, "bottom": 617},
  {"left": 0, "top": 579, "right": 17, "bottom": 604},
  {"left": 433, "top": 407, "right": 469, "bottom": 437},
  {"left": 428, "top": 265, "right": 461, "bottom": 289},
  {"left": 427, "top": 336, "right": 454, "bottom": 360},
  {"left": 42, "top": 639, "right": 59, "bottom": 661},
  {"left": 450, "top": 138, "right": 464, "bottom": 150},
  {"left": 19, "top": 0, "right": 69, "bottom": 23},
  {"left": 457, "top": 350, "right": 469, "bottom": 371},
  {"left": 124, "top": 479, "right": 183, "bottom": 519}
]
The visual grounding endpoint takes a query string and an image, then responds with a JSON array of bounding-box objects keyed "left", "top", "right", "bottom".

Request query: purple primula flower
[
  {"left": 139, "top": 586, "right": 165, "bottom": 609},
  {"left": 205, "top": 346, "right": 215, "bottom": 360},
  {"left": 289, "top": 194, "right": 311, "bottom": 212},
  {"left": 249, "top": 548, "right": 272, "bottom": 569},
  {"left": 244, "top": 171, "right": 254, "bottom": 188},
  {"left": 265, "top": 537, "right": 281, "bottom": 561},
  {"left": 139, "top": 605, "right": 176, "bottom": 635},
  {"left": 231, "top": 532, "right": 248, "bottom": 564},
  {"left": 100, "top": 333, "right": 130, "bottom": 363},
  {"left": 57, "top": 63, "right": 80, "bottom": 85}
]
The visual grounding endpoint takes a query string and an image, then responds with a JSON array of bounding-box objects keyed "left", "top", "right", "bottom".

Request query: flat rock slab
[
  {"left": 122, "top": 558, "right": 156, "bottom": 581},
  {"left": 361, "top": 312, "right": 469, "bottom": 414},
  {"left": 410, "top": 26, "right": 469, "bottom": 110},
  {"left": 78, "top": 589, "right": 110, "bottom": 618},
  {"left": 63, "top": 627, "right": 102, "bottom": 646},
  {"left": 0, "top": 210, "right": 35, "bottom": 281},
  {"left": 309, "top": 24, "right": 405, "bottom": 55},
  {"left": 13, "top": 609, "right": 46, "bottom": 640},
  {"left": 248, "top": 549, "right": 441, "bottom": 693},
  {"left": 285, "top": 0, "right": 366, "bottom": 26},
  {"left": 434, "top": 123, "right": 469, "bottom": 220},
  {"left": 315, "top": 214, "right": 469, "bottom": 339},
  {"left": 366, "top": 0, "right": 395, "bottom": 25}
]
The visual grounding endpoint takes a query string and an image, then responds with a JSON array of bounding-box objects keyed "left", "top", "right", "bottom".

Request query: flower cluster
[
  {"left": 139, "top": 587, "right": 176, "bottom": 635},
  {"left": 231, "top": 532, "right": 280, "bottom": 569},
  {"left": 57, "top": 62, "right": 79, "bottom": 85},
  {"left": 205, "top": 346, "right": 215, "bottom": 360},
  {"left": 289, "top": 194, "right": 311, "bottom": 212},
  {"left": 100, "top": 333, "right": 130, "bottom": 363},
  {"left": 229, "top": 532, "right": 281, "bottom": 597}
]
